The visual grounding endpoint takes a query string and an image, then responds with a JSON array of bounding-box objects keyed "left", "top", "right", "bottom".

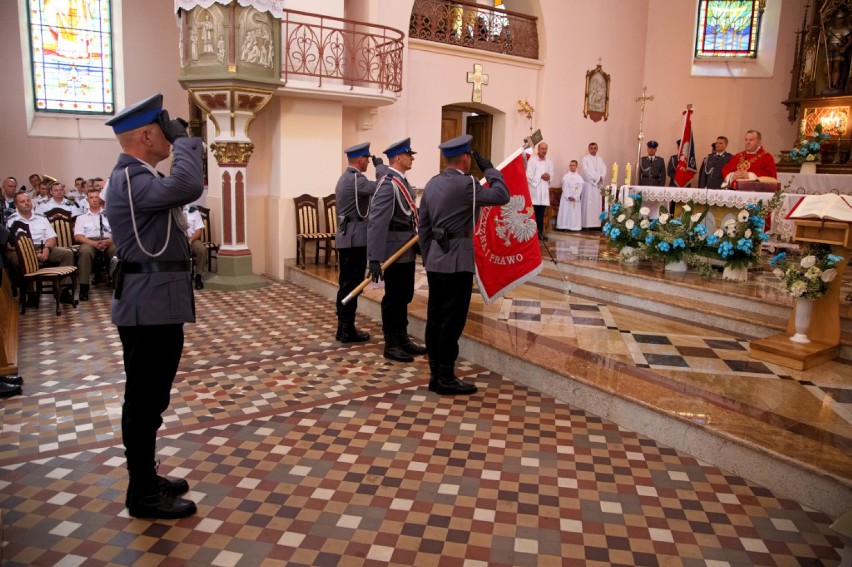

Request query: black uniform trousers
[
  {"left": 381, "top": 260, "right": 414, "bottom": 336},
  {"left": 425, "top": 271, "right": 473, "bottom": 366},
  {"left": 533, "top": 205, "right": 547, "bottom": 236},
  {"left": 336, "top": 246, "right": 367, "bottom": 322},
  {"left": 119, "top": 324, "right": 184, "bottom": 491}
]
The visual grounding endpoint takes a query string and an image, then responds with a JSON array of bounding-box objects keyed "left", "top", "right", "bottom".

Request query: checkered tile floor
[{"left": 0, "top": 280, "right": 845, "bottom": 566}]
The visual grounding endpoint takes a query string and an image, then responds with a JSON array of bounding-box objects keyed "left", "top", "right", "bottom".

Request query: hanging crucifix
[{"left": 467, "top": 63, "right": 489, "bottom": 103}]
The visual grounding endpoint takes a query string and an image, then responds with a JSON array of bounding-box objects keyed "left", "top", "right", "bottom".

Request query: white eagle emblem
[{"left": 494, "top": 195, "right": 538, "bottom": 246}]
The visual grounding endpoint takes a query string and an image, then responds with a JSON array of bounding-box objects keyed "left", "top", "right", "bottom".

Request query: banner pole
[{"left": 340, "top": 235, "right": 419, "bottom": 305}]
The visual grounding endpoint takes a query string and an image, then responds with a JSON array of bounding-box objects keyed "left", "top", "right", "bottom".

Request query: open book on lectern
[{"left": 786, "top": 193, "right": 852, "bottom": 222}]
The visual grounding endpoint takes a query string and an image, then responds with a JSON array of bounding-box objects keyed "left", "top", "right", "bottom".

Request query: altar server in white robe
[
  {"left": 556, "top": 160, "right": 583, "bottom": 231},
  {"left": 580, "top": 142, "right": 606, "bottom": 228},
  {"left": 525, "top": 141, "right": 553, "bottom": 239}
]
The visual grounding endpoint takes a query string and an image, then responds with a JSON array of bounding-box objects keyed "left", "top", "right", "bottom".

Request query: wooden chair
[
  {"left": 11, "top": 225, "right": 78, "bottom": 315},
  {"left": 196, "top": 206, "right": 220, "bottom": 272},
  {"left": 294, "top": 194, "right": 334, "bottom": 268},
  {"left": 544, "top": 186, "right": 562, "bottom": 231},
  {"left": 322, "top": 194, "right": 339, "bottom": 269},
  {"left": 44, "top": 208, "right": 80, "bottom": 255}
]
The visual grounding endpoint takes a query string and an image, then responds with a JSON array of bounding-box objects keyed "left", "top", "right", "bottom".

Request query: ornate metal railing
[
  {"left": 409, "top": 0, "right": 538, "bottom": 60},
  {"left": 281, "top": 10, "right": 405, "bottom": 92}
]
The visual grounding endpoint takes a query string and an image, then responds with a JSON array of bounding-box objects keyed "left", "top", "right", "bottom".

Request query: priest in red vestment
[{"left": 721, "top": 129, "right": 777, "bottom": 189}]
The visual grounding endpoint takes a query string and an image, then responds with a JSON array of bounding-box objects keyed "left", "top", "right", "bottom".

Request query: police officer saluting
[
  {"left": 335, "top": 142, "right": 388, "bottom": 343},
  {"left": 638, "top": 140, "right": 666, "bottom": 186},
  {"left": 105, "top": 93, "right": 202, "bottom": 519},
  {"left": 367, "top": 138, "right": 427, "bottom": 362},
  {"left": 419, "top": 135, "right": 509, "bottom": 395}
]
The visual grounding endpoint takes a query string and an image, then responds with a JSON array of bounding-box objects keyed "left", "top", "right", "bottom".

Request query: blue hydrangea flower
[
  {"left": 746, "top": 204, "right": 755, "bottom": 211},
  {"left": 672, "top": 238, "right": 685, "bottom": 249},
  {"left": 827, "top": 254, "right": 844, "bottom": 266},
  {"left": 790, "top": 149, "right": 800, "bottom": 158},
  {"left": 631, "top": 226, "right": 640, "bottom": 238},
  {"left": 610, "top": 228, "right": 621, "bottom": 240},
  {"left": 718, "top": 241, "right": 734, "bottom": 258},
  {"left": 650, "top": 219, "right": 659, "bottom": 229},
  {"left": 770, "top": 252, "right": 786, "bottom": 267},
  {"left": 609, "top": 203, "right": 622, "bottom": 215},
  {"left": 736, "top": 238, "right": 753, "bottom": 253},
  {"left": 657, "top": 242, "right": 671, "bottom": 252},
  {"left": 692, "top": 224, "right": 707, "bottom": 236},
  {"left": 645, "top": 234, "right": 655, "bottom": 245},
  {"left": 599, "top": 211, "right": 608, "bottom": 222},
  {"left": 602, "top": 222, "right": 611, "bottom": 235},
  {"left": 669, "top": 219, "right": 683, "bottom": 226},
  {"left": 706, "top": 234, "right": 720, "bottom": 246},
  {"left": 759, "top": 231, "right": 770, "bottom": 242}
]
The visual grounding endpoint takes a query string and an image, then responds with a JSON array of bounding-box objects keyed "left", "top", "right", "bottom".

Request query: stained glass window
[
  {"left": 695, "top": 0, "right": 763, "bottom": 59},
  {"left": 28, "top": 0, "right": 114, "bottom": 114}
]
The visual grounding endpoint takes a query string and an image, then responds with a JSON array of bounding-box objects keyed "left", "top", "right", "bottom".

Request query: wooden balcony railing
[
  {"left": 409, "top": 0, "right": 539, "bottom": 60},
  {"left": 281, "top": 10, "right": 405, "bottom": 93}
]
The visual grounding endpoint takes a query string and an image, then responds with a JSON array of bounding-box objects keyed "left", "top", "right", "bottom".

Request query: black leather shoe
[
  {"left": 194, "top": 274, "right": 204, "bottom": 290},
  {"left": 0, "top": 382, "right": 22, "bottom": 398},
  {"left": 1, "top": 375, "right": 24, "bottom": 386},
  {"left": 398, "top": 336, "right": 427, "bottom": 356},
  {"left": 383, "top": 345, "right": 414, "bottom": 363},
  {"left": 128, "top": 490, "right": 197, "bottom": 519},
  {"left": 339, "top": 324, "right": 369, "bottom": 343},
  {"left": 60, "top": 289, "right": 74, "bottom": 304},
  {"left": 79, "top": 285, "right": 89, "bottom": 302},
  {"left": 158, "top": 474, "right": 190, "bottom": 497},
  {"left": 434, "top": 377, "right": 478, "bottom": 396}
]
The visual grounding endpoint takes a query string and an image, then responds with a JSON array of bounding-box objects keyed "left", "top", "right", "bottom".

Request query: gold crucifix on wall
[{"left": 467, "top": 64, "right": 489, "bottom": 103}]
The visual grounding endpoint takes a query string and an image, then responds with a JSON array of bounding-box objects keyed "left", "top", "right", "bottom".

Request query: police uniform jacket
[
  {"left": 699, "top": 151, "right": 732, "bottom": 189},
  {"left": 367, "top": 168, "right": 417, "bottom": 264},
  {"left": 418, "top": 167, "right": 509, "bottom": 274},
  {"left": 638, "top": 156, "right": 665, "bottom": 186},
  {"left": 335, "top": 164, "right": 388, "bottom": 249},
  {"left": 105, "top": 137, "right": 204, "bottom": 326}
]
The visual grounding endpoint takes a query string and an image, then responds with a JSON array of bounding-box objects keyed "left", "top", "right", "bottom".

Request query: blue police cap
[
  {"left": 647, "top": 140, "right": 658, "bottom": 148},
  {"left": 344, "top": 142, "right": 371, "bottom": 159},
  {"left": 439, "top": 134, "right": 473, "bottom": 158},
  {"left": 384, "top": 138, "right": 417, "bottom": 158},
  {"left": 105, "top": 93, "right": 163, "bottom": 134}
]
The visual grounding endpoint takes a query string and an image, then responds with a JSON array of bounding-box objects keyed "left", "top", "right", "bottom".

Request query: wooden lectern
[{"left": 750, "top": 220, "right": 851, "bottom": 370}]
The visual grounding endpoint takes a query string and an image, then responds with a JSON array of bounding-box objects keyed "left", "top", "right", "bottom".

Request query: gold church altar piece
[{"left": 750, "top": 220, "right": 851, "bottom": 370}]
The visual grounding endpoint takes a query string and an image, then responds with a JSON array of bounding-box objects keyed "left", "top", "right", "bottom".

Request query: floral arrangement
[
  {"left": 643, "top": 200, "right": 709, "bottom": 264},
  {"left": 599, "top": 191, "right": 651, "bottom": 253},
  {"left": 769, "top": 243, "right": 844, "bottom": 299},
  {"left": 781, "top": 123, "right": 829, "bottom": 164},
  {"left": 702, "top": 189, "right": 783, "bottom": 270}
]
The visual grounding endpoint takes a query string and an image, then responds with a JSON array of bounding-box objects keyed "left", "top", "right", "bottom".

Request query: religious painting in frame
[{"left": 584, "top": 64, "right": 610, "bottom": 122}]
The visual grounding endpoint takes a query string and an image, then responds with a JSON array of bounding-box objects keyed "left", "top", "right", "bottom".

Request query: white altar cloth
[{"left": 776, "top": 173, "right": 852, "bottom": 196}]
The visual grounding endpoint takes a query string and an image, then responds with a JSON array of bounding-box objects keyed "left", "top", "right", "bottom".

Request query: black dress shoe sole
[
  {"left": 128, "top": 500, "right": 197, "bottom": 519},
  {"left": 0, "top": 385, "right": 22, "bottom": 398},
  {"left": 384, "top": 350, "right": 414, "bottom": 363},
  {"left": 434, "top": 385, "right": 478, "bottom": 395}
]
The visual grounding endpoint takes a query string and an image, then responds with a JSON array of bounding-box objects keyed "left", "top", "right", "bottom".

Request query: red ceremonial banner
[
  {"left": 474, "top": 147, "right": 544, "bottom": 304},
  {"left": 674, "top": 107, "right": 697, "bottom": 188}
]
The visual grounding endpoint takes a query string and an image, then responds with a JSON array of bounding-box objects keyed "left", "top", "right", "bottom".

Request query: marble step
[{"left": 535, "top": 261, "right": 852, "bottom": 360}]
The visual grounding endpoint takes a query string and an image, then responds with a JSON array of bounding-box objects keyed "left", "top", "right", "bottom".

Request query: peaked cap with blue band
[
  {"left": 383, "top": 138, "right": 417, "bottom": 158},
  {"left": 647, "top": 140, "right": 658, "bottom": 148},
  {"left": 439, "top": 134, "right": 473, "bottom": 158},
  {"left": 344, "top": 142, "right": 371, "bottom": 159},
  {"left": 105, "top": 93, "right": 163, "bottom": 134}
]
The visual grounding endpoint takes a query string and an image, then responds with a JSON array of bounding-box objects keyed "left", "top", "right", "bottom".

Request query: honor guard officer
[
  {"left": 419, "top": 134, "right": 510, "bottom": 395},
  {"left": 638, "top": 140, "right": 666, "bottom": 186},
  {"left": 105, "top": 93, "right": 202, "bottom": 519},
  {"left": 335, "top": 142, "right": 388, "bottom": 343},
  {"left": 366, "top": 138, "right": 427, "bottom": 362}
]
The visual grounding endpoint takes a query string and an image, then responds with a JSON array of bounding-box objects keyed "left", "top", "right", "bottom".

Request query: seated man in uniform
[
  {"left": 721, "top": 129, "right": 777, "bottom": 189},
  {"left": 74, "top": 187, "right": 115, "bottom": 301}
]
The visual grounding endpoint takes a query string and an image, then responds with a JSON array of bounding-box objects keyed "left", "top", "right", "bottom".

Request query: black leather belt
[
  {"left": 121, "top": 260, "right": 192, "bottom": 274},
  {"left": 389, "top": 221, "right": 414, "bottom": 232},
  {"left": 445, "top": 230, "right": 471, "bottom": 239}
]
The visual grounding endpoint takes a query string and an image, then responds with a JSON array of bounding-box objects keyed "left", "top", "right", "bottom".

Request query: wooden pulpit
[{"left": 750, "top": 220, "right": 851, "bottom": 370}]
